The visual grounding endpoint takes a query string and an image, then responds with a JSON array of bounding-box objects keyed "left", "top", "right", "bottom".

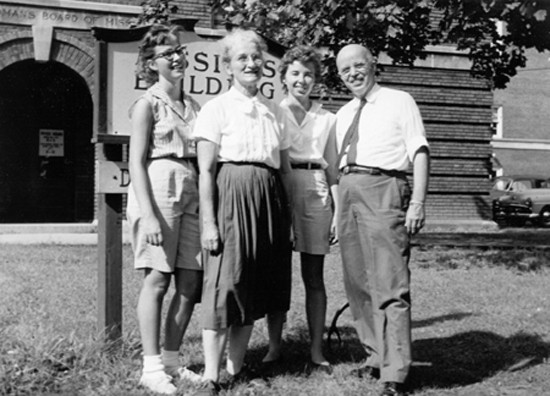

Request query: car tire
[{"left": 539, "top": 206, "right": 550, "bottom": 228}]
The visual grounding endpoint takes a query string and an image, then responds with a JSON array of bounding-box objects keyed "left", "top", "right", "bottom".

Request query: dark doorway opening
[{"left": 0, "top": 60, "right": 94, "bottom": 223}]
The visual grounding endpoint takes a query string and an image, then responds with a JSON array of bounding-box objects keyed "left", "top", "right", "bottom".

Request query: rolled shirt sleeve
[{"left": 399, "top": 91, "right": 429, "bottom": 162}]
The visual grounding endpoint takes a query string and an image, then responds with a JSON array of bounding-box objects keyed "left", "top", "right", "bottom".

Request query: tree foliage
[
  {"left": 133, "top": 0, "right": 178, "bottom": 26},
  {"left": 213, "top": 0, "right": 550, "bottom": 90},
  {"left": 435, "top": 0, "right": 550, "bottom": 89}
]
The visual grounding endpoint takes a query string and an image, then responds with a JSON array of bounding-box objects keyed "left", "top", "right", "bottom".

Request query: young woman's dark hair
[
  {"left": 136, "top": 24, "right": 184, "bottom": 85},
  {"left": 278, "top": 45, "right": 322, "bottom": 91}
]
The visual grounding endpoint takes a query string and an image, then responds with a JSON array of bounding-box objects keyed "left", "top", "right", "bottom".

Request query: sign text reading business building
[{"left": 185, "top": 50, "right": 279, "bottom": 100}]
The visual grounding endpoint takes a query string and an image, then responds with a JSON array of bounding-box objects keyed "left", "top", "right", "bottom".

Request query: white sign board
[
  {"left": 39, "top": 129, "right": 64, "bottom": 157},
  {"left": 106, "top": 41, "right": 143, "bottom": 136},
  {"left": 106, "top": 36, "right": 285, "bottom": 136}
]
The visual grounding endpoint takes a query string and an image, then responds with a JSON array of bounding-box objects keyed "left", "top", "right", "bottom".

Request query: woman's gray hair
[{"left": 219, "top": 29, "right": 268, "bottom": 63}]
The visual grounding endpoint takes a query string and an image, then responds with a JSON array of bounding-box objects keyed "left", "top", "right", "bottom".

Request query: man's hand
[
  {"left": 329, "top": 216, "right": 339, "bottom": 245},
  {"left": 405, "top": 201, "right": 425, "bottom": 235}
]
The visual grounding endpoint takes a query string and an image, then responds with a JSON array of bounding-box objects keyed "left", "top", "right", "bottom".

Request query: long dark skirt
[{"left": 201, "top": 162, "right": 292, "bottom": 329}]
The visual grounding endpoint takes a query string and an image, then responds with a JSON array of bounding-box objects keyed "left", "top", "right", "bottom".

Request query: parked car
[
  {"left": 492, "top": 176, "right": 550, "bottom": 227},
  {"left": 490, "top": 174, "right": 550, "bottom": 202}
]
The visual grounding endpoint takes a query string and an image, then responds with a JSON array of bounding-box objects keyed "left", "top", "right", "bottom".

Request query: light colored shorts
[
  {"left": 288, "top": 169, "right": 333, "bottom": 255},
  {"left": 126, "top": 158, "right": 202, "bottom": 273}
]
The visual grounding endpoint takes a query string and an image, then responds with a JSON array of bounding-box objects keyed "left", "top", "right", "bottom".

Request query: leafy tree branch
[{"left": 213, "top": 0, "right": 550, "bottom": 90}]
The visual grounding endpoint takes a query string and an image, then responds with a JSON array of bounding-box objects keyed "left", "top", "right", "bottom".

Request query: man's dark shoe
[
  {"left": 380, "top": 382, "right": 406, "bottom": 396},
  {"left": 350, "top": 364, "right": 380, "bottom": 380},
  {"left": 192, "top": 380, "right": 221, "bottom": 396}
]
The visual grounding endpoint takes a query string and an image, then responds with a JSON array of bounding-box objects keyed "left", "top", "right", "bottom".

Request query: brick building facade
[{"left": 0, "top": 0, "right": 494, "bottom": 223}]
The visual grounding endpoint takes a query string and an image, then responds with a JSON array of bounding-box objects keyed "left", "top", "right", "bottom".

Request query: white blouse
[
  {"left": 280, "top": 98, "right": 337, "bottom": 170},
  {"left": 193, "top": 87, "right": 290, "bottom": 169}
]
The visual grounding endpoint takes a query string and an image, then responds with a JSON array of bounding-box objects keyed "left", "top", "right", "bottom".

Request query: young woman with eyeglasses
[{"left": 126, "top": 24, "right": 203, "bottom": 395}]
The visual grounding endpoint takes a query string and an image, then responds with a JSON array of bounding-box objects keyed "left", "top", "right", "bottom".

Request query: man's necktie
[{"left": 337, "top": 98, "right": 367, "bottom": 168}]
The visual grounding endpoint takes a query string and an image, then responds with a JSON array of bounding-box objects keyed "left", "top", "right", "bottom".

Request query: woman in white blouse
[
  {"left": 192, "top": 29, "right": 292, "bottom": 395},
  {"left": 264, "top": 45, "right": 339, "bottom": 374}
]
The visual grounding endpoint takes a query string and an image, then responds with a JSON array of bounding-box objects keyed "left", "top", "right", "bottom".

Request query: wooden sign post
[
  {"left": 92, "top": 24, "right": 149, "bottom": 340},
  {"left": 95, "top": 137, "right": 129, "bottom": 340}
]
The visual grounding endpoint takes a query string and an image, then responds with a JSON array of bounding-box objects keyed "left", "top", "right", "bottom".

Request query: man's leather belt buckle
[
  {"left": 341, "top": 165, "right": 381, "bottom": 176},
  {"left": 292, "top": 162, "right": 322, "bottom": 170}
]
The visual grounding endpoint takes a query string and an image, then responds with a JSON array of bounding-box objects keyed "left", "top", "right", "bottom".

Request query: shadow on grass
[
  {"left": 320, "top": 325, "right": 550, "bottom": 391},
  {"left": 244, "top": 312, "right": 477, "bottom": 378},
  {"left": 413, "top": 312, "right": 474, "bottom": 329},
  {"left": 409, "top": 330, "right": 550, "bottom": 390}
]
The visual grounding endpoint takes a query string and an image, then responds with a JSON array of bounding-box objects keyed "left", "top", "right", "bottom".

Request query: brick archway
[
  {"left": 0, "top": 31, "right": 95, "bottom": 92},
  {"left": 0, "top": 32, "right": 96, "bottom": 222}
]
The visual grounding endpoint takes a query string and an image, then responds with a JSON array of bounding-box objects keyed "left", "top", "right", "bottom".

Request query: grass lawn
[{"left": 1, "top": 243, "right": 549, "bottom": 395}]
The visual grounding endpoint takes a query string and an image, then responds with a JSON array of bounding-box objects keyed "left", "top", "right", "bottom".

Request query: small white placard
[{"left": 39, "top": 129, "right": 64, "bottom": 157}]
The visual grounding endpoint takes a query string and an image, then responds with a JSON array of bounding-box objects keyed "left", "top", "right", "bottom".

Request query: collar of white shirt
[
  {"left": 228, "top": 86, "right": 271, "bottom": 116},
  {"left": 280, "top": 98, "right": 322, "bottom": 126},
  {"left": 352, "top": 83, "right": 382, "bottom": 108}
]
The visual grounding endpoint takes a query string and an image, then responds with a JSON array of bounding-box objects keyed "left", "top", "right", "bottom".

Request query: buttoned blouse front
[
  {"left": 280, "top": 99, "right": 337, "bottom": 170},
  {"left": 193, "top": 87, "right": 290, "bottom": 169},
  {"left": 131, "top": 83, "right": 201, "bottom": 159},
  {"left": 336, "top": 84, "right": 428, "bottom": 171}
]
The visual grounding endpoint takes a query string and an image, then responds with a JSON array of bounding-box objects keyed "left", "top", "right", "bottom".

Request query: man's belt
[
  {"left": 340, "top": 165, "right": 406, "bottom": 178},
  {"left": 291, "top": 162, "right": 322, "bottom": 170}
]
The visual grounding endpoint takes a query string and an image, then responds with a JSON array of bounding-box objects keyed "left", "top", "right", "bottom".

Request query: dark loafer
[{"left": 380, "top": 382, "right": 406, "bottom": 396}]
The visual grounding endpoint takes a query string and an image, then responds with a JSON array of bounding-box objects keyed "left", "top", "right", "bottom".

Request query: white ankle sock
[{"left": 143, "top": 354, "right": 164, "bottom": 373}]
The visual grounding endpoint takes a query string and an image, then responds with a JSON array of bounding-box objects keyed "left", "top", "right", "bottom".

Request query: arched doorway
[{"left": 0, "top": 60, "right": 94, "bottom": 223}]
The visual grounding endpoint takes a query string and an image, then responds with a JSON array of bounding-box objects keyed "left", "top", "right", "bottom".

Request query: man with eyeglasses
[{"left": 334, "top": 44, "right": 430, "bottom": 396}]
